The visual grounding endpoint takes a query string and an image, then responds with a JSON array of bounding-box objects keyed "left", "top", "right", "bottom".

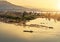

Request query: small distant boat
[
  {"left": 48, "top": 27, "right": 53, "bottom": 29},
  {"left": 23, "top": 30, "right": 33, "bottom": 33}
]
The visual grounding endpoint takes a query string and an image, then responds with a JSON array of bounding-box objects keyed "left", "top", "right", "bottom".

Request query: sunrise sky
[{"left": 1, "top": 0, "right": 60, "bottom": 10}]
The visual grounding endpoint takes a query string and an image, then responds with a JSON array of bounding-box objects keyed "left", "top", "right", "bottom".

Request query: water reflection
[{"left": 0, "top": 18, "right": 60, "bottom": 42}]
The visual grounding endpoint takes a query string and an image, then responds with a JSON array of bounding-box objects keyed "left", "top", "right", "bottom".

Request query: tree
[
  {"left": 21, "top": 11, "right": 37, "bottom": 26},
  {"left": 22, "top": 11, "right": 28, "bottom": 26}
]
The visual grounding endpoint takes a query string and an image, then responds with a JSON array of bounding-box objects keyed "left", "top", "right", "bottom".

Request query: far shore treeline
[{"left": 0, "top": 11, "right": 60, "bottom": 25}]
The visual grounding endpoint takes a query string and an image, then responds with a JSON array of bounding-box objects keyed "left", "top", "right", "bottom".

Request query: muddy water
[{"left": 0, "top": 18, "right": 60, "bottom": 42}]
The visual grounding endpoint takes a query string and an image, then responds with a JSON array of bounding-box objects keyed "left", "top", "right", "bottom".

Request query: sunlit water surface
[{"left": 0, "top": 18, "right": 60, "bottom": 42}]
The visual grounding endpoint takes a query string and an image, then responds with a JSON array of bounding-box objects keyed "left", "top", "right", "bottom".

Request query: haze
[{"left": 1, "top": 0, "right": 60, "bottom": 10}]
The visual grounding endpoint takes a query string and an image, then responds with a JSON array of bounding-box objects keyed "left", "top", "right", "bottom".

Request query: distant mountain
[{"left": 0, "top": 1, "right": 40, "bottom": 12}]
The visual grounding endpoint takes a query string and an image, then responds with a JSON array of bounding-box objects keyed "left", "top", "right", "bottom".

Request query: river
[{"left": 0, "top": 18, "right": 60, "bottom": 42}]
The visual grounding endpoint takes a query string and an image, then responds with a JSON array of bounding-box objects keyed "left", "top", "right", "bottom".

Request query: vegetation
[
  {"left": 21, "top": 11, "right": 37, "bottom": 25},
  {"left": 0, "top": 11, "right": 60, "bottom": 26},
  {"left": 0, "top": 11, "right": 38, "bottom": 25}
]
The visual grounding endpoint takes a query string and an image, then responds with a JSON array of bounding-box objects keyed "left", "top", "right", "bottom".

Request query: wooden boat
[
  {"left": 48, "top": 27, "right": 53, "bottom": 29},
  {"left": 23, "top": 30, "right": 33, "bottom": 33}
]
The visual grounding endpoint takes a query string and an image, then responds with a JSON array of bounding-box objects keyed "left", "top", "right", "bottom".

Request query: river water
[{"left": 0, "top": 18, "right": 60, "bottom": 42}]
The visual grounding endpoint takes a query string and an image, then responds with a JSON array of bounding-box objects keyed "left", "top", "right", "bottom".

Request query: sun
[
  {"left": 56, "top": 1, "right": 60, "bottom": 11},
  {"left": 57, "top": 4, "right": 60, "bottom": 10}
]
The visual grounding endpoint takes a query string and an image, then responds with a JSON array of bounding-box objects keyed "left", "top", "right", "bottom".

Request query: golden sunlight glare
[{"left": 56, "top": 0, "right": 60, "bottom": 10}]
